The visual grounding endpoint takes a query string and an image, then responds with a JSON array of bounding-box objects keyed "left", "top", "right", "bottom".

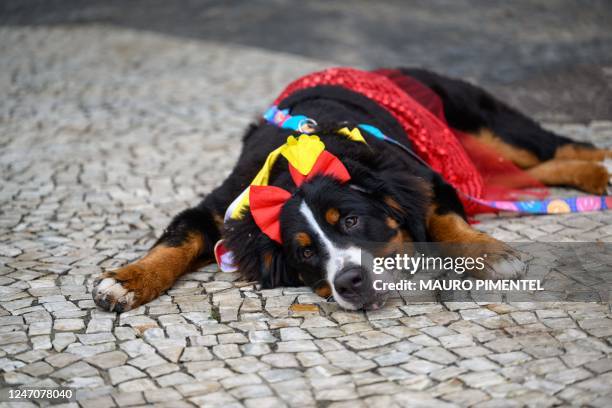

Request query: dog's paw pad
[{"left": 92, "top": 274, "right": 136, "bottom": 313}]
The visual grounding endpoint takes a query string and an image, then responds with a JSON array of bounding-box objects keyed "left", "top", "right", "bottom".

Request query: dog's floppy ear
[
  {"left": 224, "top": 212, "right": 298, "bottom": 288},
  {"left": 258, "top": 245, "right": 294, "bottom": 288},
  {"left": 344, "top": 158, "right": 431, "bottom": 241}
]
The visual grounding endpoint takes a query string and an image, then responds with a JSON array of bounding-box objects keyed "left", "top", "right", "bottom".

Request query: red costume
[{"left": 274, "top": 67, "right": 546, "bottom": 215}]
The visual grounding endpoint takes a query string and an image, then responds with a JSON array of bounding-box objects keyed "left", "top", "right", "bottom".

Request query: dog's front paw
[
  {"left": 469, "top": 243, "right": 526, "bottom": 280},
  {"left": 92, "top": 264, "right": 155, "bottom": 313},
  {"left": 484, "top": 250, "right": 526, "bottom": 280}
]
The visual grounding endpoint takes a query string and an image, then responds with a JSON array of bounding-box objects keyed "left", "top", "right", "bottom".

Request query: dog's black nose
[{"left": 334, "top": 266, "right": 365, "bottom": 299}]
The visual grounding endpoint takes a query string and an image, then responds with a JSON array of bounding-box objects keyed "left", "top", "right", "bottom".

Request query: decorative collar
[
  {"left": 264, "top": 105, "right": 374, "bottom": 142},
  {"left": 263, "top": 105, "right": 432, "bottom": 169}
]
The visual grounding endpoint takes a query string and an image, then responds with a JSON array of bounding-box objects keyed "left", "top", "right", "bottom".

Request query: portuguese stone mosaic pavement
[{"left": 1, "top": 27, "right": 611, "bottom": 407}]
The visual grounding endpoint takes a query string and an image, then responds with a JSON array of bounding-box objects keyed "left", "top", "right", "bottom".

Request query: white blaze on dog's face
[
  {"left": 298, "top": 201, "right": 368, "bottom": 309},
  {"left": 278, "top": 177, "right": 407, "bottom": 310}
]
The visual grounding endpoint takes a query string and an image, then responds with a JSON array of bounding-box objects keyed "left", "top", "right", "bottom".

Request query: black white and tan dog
[{"left": 92, "top": 68, "right": 611, "bottom": 312}]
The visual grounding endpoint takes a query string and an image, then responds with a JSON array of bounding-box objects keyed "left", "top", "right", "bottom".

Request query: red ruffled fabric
[{"left": 274, "top": 67, "right": 547, "bottom": 215}]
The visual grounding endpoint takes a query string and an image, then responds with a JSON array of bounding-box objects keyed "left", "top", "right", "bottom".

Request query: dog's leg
[
  {"left": 526, "top": 159, "right": 610, "bottom": 195},
  {"left": 427, "top": 206, "right": 525, "bottom": 280},
  {"left": 92, "top": 206, "right": 220, "bottom": 312},
  {"left": 425, "top": 177, "right": 525, "bottom": 280},
  {"left": 468, "top": 130, "right": 610, "bottom": 194},
  {"left": 469, "top": 128, "right": 612, "bottom": 169},
  {"left": 401, "top": 68, "right": 612, "bottom": 171},
  {"left": 554, "top": 144, "right": 612, "bottom": 161}
]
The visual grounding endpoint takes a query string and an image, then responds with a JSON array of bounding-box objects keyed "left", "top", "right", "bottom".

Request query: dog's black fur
[
  {"left": 400, "top": 68, "right": 591, "bottom": 160},
  {"left": 92, "top": 68, "right": 610, "bottom": 312}
]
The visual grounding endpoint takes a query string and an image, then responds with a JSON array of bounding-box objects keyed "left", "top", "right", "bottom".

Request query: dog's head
[{"left": 225, "top": 134, "right": 430, "bottom": 310}]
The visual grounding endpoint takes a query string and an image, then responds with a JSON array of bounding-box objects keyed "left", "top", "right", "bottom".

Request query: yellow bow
[{"left": 228, "top": 134, "right": 324, "bottom": 219}]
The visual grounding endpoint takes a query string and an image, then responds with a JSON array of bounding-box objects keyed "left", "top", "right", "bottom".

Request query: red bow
[{"left": 250, "top": 151, "right": 350, "bottom": 243}]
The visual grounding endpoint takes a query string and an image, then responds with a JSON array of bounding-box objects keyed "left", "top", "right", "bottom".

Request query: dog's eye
[
  {"left": 301, "top": 247, "right": 315, "bottom": 259},
  {"left": 344, "top": 216, "right": 359, "bottom": 229}
]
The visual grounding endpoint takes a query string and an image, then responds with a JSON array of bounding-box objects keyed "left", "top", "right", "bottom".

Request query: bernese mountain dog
[{"left": 92, "top": 68, "right": 611, "bottom": 312}]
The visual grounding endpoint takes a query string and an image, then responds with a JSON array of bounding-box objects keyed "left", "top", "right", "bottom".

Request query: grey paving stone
[
  {"left": 401, "top": 358, "right": 444, "bottom": 374},
  {"left": 45, "top": 352, "right": 80, "bottom": 369},
  {"left": 54, "top": 319, "right": 85, "bottom": 331},
  {"left": 218, "top": 332, "right": 249, "bottom": 344},
  {"left": 86, "top": 319, "right": 114, "bottom": 333},
  {"left": 413, "top": 347, "right": 458, "bottom": 365},
  {"left": 87, "top": 351, "right": 129, "bottom": 369},
  {"left": 175, "top": 380, "right": 222, "bottom": 397},
  {"left": 545, "top": 367, "right": 593, "bottom": 385},
  {"left": 65, "top": 342, "right": 115, "bottom": 358},
  {"left": 212, "top": 344, "right": 241, "bottom": 359},
  {"left": 51, "top": 361, "right": 98, "bottom": 380},
  {"left": 439, "top": 333, "right": 474, "bottom": 348},
  {"left": 108, "top": 365, "right": 146, "bottom": 385},
  {"left": 458, "top": 357, "right": 500, "bottom": 372},
  {"left": 19, "top": 361, "right": 54, "bottom": 377},
  {"left": 180, "top": 346, "right": 214, "bottom": 362},
  {"left": 244, "top": 396, "right": 288, "bottom": 408},
  {"left": 156, "top": 371, "right": 195, "bottom": 387},
  {"left": 119, "top": 339, "right": 156, "bottom": 358},
  {"left": 127, "top": 353, "right": 167, "bottom": 370},
  {"left": 261, "top": 353, "right": 299, "bottom": 368},
  {"left": 240, "top": 343, "right": 270, "bottom": 357},
  {"left": 276, "top": 340, "right": 319, "bottom": 353},
  {"left": 146, "top": 362, "right": 180, "bottom": 377},
  {"left": 117, "top": 378, "right": 158, "bottom": 393},
  {"left": 459, "top": 371, "right": 507, "bottom": 388},
  {"left": 226, "top": 356, "right": 270, "bottom": 374}
]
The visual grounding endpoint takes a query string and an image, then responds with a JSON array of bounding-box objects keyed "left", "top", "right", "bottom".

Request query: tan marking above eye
[
  {"left": 325, "top": 208, "right": 340, "bottom": 225},
  {"left": 386, "top": 217, "right": 399, "bottom": 229},
  {"left": 295, "top": 232, "right": 312, "bottom": 247},
  {"left": 384, "top": 196, "right": 404, "bottom": 214}
]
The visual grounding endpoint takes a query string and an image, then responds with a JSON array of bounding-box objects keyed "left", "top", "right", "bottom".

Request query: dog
[{"left": 92, "top": 67, "right": 611, "bottom": 312}]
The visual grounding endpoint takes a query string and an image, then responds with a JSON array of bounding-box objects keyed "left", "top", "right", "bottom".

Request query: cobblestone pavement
[
  {"left": 4, "top": 0, "right": 612, "bottom": 122},
  {"left": 1, "top": 26, "right": 612, "bottom": 407}
]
